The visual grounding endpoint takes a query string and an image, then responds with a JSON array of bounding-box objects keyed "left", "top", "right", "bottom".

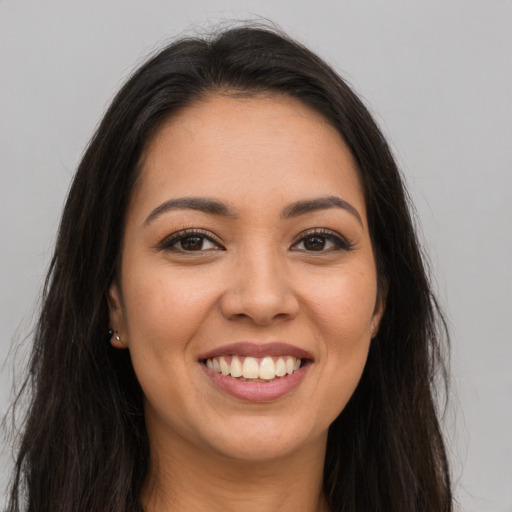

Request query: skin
[{"left": 109, "top": 94, "right": 384, "bottom": 511}]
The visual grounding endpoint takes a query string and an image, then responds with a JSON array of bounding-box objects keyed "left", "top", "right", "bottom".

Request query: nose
[{"left": 219, "top": 249, "right": 300, "bottom": 326}]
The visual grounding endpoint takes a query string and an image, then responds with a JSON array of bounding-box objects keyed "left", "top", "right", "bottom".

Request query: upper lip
[{"left": 197, "top": 342, "right": 313, "bottom": 361}]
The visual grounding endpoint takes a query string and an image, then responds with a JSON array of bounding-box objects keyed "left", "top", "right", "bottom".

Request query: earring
[{"left": 108, "top": 329, "right": 123, "bottom": 347}]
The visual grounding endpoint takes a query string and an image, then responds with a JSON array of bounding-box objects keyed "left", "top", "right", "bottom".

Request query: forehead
[{"left": 131, "top": 93, "right": 365, "bottom": 220}]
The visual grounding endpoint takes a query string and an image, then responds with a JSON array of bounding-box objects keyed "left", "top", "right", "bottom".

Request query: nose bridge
[{"left": 220, "top": 243, "right": 299, "bottom": 324}]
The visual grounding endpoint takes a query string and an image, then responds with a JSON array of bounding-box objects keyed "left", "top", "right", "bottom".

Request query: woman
[{"left": 6, "top": 25, "right": 452, "bottom": 511}]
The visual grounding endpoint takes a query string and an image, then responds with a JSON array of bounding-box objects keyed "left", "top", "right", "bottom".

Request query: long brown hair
[{"left": 6, "top": 25, "right": 452, "bottom": 511}]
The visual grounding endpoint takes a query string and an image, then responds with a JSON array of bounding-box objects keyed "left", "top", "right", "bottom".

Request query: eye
[
  {"left": 158, "top": 229, "right": 223, "bottom": 252},
  {"left": 291, "top": 229, "right": 353, "bottom": 252}
]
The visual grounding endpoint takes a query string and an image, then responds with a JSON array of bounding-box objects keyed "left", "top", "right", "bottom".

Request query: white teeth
[
  {"left": 242, "top": 357, "right": 260, "bottom": 379},
  {"left": 219, "top": 356, "right": 229, "bottom": 376},
  {"left": 205, "top": 355, "right": 304, "bottom": 380},
  {"left": 230, "top": 355, "right": 243, "bottom": 377},
  {"left": 259, "top": 357, "right": 275, "bottom": 380},
  {"left": 275, "top": 357, "right": 287, "bottom": 377}
]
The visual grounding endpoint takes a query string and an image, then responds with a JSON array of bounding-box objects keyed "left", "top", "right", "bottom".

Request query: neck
[{"left": 141, "top": 431, "right": 329, "bottom": 512}]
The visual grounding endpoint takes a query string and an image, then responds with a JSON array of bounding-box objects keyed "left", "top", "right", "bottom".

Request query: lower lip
[{"left": 200, "top": 362, "right": 311, "bottom": 402}]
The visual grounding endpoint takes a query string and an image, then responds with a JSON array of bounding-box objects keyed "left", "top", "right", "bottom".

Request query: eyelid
[
  {"left": 290, "top": 228, "right": 354, "bottom": 252},
  {"left": 156, "top": 228, "right": 224, "bottom": 251},
  {"left": 156, "top": 227, "right": 353, "bottom": 253}
]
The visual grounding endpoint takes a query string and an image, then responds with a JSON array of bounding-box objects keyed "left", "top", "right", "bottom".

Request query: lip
[
  {"left": 200, "top": 360, "right": 311, "bottom": 402},
  {"left": 197, "top": 342, "right": 314, "bottom": 361},
  {"left": 198, "top": 342, "right": 314, "bottom": 402}
]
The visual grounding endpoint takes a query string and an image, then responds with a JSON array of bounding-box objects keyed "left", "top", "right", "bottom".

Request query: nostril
[{"left": 219, "top": 290, "right": 300, "bottom": 326}]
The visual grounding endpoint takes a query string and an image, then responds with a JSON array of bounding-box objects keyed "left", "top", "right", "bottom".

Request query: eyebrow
[
  {"left": 144, "top": 197, "right": 237, "bottom": 225},
  {"left": 144, "top": 195, "right": 363, "bottom": 227},
  {"left": 281, "top": 196, "right": 363, "bottom": 226}
]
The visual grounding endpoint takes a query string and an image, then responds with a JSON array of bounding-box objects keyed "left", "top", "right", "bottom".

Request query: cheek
[
  {"left": 120, "top": 266, "right": 220, "bottom": 413},
  {"left": 308, "top": 266, "right": 378, "bottom": 345},
  {"left": 303, "top": 267, "right": 376, "bottom": 418},
  {"left": 122, "top": 265, "right": 220, "bottom": 344}
]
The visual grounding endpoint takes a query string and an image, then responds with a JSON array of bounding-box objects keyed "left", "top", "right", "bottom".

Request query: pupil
[
  {"left": 182, "top": 236, "right": 203, "bottom": 250},
  {"left": 305, "top": 236, "right": 325, "bottom": 251}
]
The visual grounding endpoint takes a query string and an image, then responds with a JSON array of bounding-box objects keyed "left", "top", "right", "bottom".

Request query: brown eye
[
  {"left": 303, "top": 236, "right": 326, "bottom": 251},
  {"left": 180, "top": 236, "right": 205, "bottom": 251},
  {"left": 158, "top": 230, "right": 222, "bottom": 253},
  {"left": 292, "top": 230, "right": 353, "bottom": 253}
]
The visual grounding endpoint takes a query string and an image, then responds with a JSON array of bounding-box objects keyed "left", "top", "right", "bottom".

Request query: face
[{"left": 109, "top": 94, "right": 384, "bottom": 463}]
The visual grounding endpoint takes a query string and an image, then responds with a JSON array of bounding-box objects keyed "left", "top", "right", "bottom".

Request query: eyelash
[
  {"left": 291, "top": 228, "right": 354, "bottom": 253},
  {"left": 157, "top": 228, "right": 354, "bottom": 253},
  {"left": 157, "top": 229, "right": 222, "bottom": 252}
]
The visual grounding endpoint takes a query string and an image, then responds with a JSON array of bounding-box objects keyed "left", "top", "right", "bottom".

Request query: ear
[
  {"left": 370, "top": 279, "right": 388, "bottom": 339},
  {"left": 107, "top": 280, "right": 127, "bottom": 349}
]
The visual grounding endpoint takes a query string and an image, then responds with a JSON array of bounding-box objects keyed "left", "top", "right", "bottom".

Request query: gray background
[{"left": 1, "top": 1, "right": 511, "bottom": 511}]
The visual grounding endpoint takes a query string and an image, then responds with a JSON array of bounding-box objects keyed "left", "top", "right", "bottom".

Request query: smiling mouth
[{"left": 202, "top": 355, "right": 306, "bottom": 382}]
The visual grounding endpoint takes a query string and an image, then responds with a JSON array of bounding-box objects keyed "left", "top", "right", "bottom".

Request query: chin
[{"left": 202, "top": 415, "right": 322, "bottom": 462}]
